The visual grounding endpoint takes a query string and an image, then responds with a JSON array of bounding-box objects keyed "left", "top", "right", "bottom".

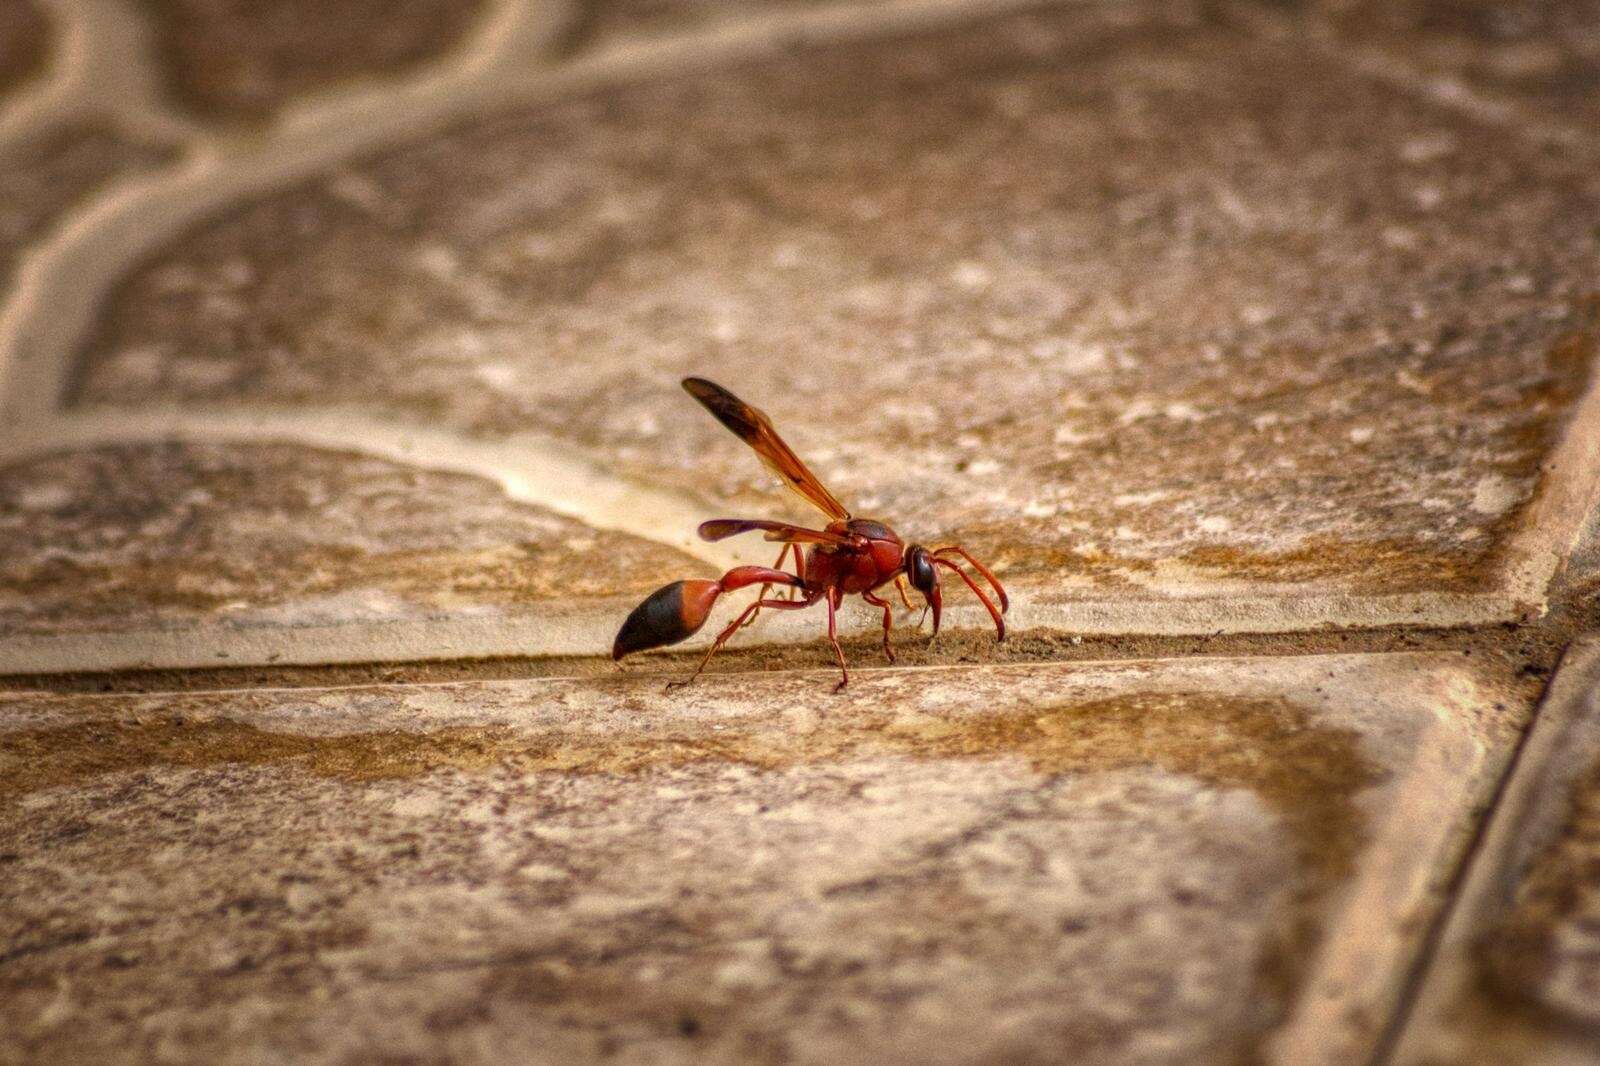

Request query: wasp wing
[
  {"left": 683, "top": 377, "right": 850, "bottom": 521},
  {"left": 698, "top": 519, "right": 856, "bottom": 546}
]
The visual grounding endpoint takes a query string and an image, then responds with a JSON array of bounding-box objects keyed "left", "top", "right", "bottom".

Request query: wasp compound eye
[{"left": 907, "top": 546, "right": 937, "bottom": 594}]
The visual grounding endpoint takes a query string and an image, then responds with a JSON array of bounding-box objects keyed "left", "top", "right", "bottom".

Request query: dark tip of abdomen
[{"left": 613, "top": 580, "right": 722, "bottom": 659}]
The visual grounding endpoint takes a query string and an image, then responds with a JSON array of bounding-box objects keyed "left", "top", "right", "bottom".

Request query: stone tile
[
  {"left": 143, "top": 0, "right": 491, "bottom": 123},
  {"left": 64, "top": 4, "right": 1600, "bottom": 622},
  {"left": 1393, "top": 639, "right": 1600, "bottom": 1066},
  {"left": 0, "top": 653, "right": 1531, "bottom": 1064},
  {"left": 0, "top": 0, "right": 48, "bottom": 103},
  {"left": 0, "top": 124, "right": 175, "bottom": 293},
  {"left": 0, "top": 439, "right": 706, "bottom": 650},
  {"left": 1287, "top": 0, "right": 1600, "bottom": 138}
]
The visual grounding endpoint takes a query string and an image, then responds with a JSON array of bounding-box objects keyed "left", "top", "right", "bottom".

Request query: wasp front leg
[
  {"left": 894, "top": 574, "right": 915, "bottom": 612},
  {"left": 932, "top": 545, "right": 1009, "bottom": 614}
]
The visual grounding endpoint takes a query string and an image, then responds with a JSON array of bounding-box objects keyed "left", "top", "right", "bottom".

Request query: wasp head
[{"left": 904, "top": 544, "right": 942, "bottom": 636}]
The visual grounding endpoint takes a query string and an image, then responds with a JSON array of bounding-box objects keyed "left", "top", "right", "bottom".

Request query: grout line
[
  {"left": 0, "top": 648, "right": 1452, "bottom": 705},
  {"left": 230, "top": 0, "right": 572, "bottom": 148},
  {"left": 0, "top": 0, "right": 570, "bottom": 424},
  {"left": 0, "top": 0, "right": 1161, "bottom": 590},
  {"left": 1489, "top": 320, "right": 1600, "bottom": 608},
  {"left": 1363, "top": 689, "right": 1548, "bottom": 1066},
  {"left": 0, "top": 583, "right": 1536, "bottom": 675},
  {"left": 0, "top": 383, "right": 1581, "bottom": 672},
  {"left": 0, "top": 0, "right": 203, "bottom": 147},
  {"left": 1268, "top": 654, "right": 1541, "bottom": 1065},
  {"left": 0, "top": 0, "right": 563, "bottom": 424},
  {"left": 1366, "top": 639, "right": 1600, "bottom": 1065}
]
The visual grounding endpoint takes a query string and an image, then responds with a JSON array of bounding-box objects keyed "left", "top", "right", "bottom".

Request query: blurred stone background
[{"left": 1, "top": 0, "right": 1599, "bottom": 1063}]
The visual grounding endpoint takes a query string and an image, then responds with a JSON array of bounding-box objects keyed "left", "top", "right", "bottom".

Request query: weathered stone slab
[
  {"left": 143, "top": 0, "right": 491, "bottom": 122},
  {"left": 1393, "top": 638, "right": 1600, "bottom": 1065},
  {"left": 0, "top": 0, "right": 47, "bottom": 103},
  {"left": 0, "top": 654, "right": 1532, "bottom": 1064},
  {"left": 0, "top": 124, "right": 174, "bottom": 292},
  {"left": 62, "top": 3, "right": 1600, "bottom": 633},
  {"left": 0, "top": 440, "right": 708, "bottom": 666}
]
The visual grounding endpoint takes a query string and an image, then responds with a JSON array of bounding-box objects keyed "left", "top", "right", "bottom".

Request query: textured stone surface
[
  {"left": 1390, "top": 640, "right": 1600, "bottom": 1066},
  {"left": 0, "top": 0, "right": 48, "bottom": 101},
  {"left": 144, "top": 0, "right": 490, "bottom": 122},
  {"left": 0, "top": 654, "right": 1529, "bottom": 1064},
  {"left": 0, "top": 125, "right": 174, "bottom": 291},
  {"left": 1296, "top": 0, "right": 1600, "bottom": 135},
  {"left": 0, "top": 0, "right": 1595, "bottom": 1057},
  {"left": 0, "top": 441, "right": 706, "bottom": 635},
  {"left": 69, "top": 4, "right": 1600, "bottom": 604},
  {"left": 1485, "top": 763, "right": 1600, "bottom": 1025}
]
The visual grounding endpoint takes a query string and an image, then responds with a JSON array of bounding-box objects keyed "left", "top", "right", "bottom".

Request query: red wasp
[{"left": 613, "top": 378, "right": 1008, "bottom": 690}]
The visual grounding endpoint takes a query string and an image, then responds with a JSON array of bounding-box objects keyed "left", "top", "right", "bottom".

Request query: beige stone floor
[{"left": 2, "top": 0, "right": 1599, "bottom": 1062}]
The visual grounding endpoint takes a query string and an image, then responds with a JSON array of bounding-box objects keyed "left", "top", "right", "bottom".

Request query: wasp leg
[
  {"left": 615, "top": 565, "right": 803, "bottom": 664},
  {"left": 894, "top": 575, "right": 930, "bottom": 633},
  {"left": 862, "top": 589, "right": 896, "bottom": 664},
  {"left": 739, "top": 542, "right": 794, "bottom": 631},
  {"left": 894, "top": 574, "right": 915, "bottom": 612},
  {"left": 667, "top": 592, "right": 817, "bottom": 691},
  {"left": 826, "top": 588, "right": 850, "bottom": 692}
]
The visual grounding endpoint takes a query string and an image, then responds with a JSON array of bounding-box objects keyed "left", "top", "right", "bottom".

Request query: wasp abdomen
[{"left": 612, "top": 579, "right": 722, "bottom": 660}]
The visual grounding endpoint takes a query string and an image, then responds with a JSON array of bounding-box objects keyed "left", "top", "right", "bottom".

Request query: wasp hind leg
[
  {"left": 614, "top": 565, "right": 809, "bottom": 690},
  {"left": 825, "top": 589, "right": 850, "bottom": 692},
  {"left": 739, "top": 542, "right": 806, "bottom": 631},
  {"left": 667, "top": 591, "right": 816, "bottom": 691}
]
